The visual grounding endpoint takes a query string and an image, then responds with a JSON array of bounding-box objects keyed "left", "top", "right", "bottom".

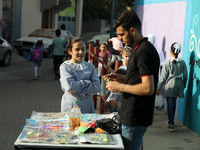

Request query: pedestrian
[
  {"left": 104, "top": 10, "right": 160, "bottom": 150},
  {"left": 108, "top": 32, "right": 124, "bottom": 68},
  {"left": 52, "top": 29, "right": 66, "bottom": 79},
  {"left": 59, "top": 37, "right": 101, "bottom": 113},
  {"left": 103, "top": 47, "right": 131, "bottom": 114},
  {"left": 156, "top": 42, "right": 187, "bottom": 132},
  {"left": 30, "top": 38, "right": 44, "bottom": 80},
  {"left": 147, "top": 34, "right": 165, "bottom": 109},
  {"left": 60, "top": 24, "right": 73, "bottom": 59},
  {"left": 98, "top": 42, "right": 112, "bottom": 82}
]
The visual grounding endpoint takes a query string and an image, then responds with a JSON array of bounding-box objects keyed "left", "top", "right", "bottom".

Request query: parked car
[
  {"left": 0, "top": 36, "right": 12, "bottom": 66},
  {"left": 13, "top": 28, "right": 55, "bottom": 58}
]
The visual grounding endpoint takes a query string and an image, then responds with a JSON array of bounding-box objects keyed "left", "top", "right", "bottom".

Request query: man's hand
[
  {"left": 156, "top": 90, "right": 160, "bottom": 95},
  {"left": 106, "top": 81, "right": 121, "bottom": 92},
  {"left": 68, "top": 91, "right": 77, "bottom": 95}
]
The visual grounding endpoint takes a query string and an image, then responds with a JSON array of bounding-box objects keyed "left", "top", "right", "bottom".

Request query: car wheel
[
  {"left": 46, "top": 45, "right": 53, "bottom": 58},
  {"left": 2, "top": 51, "right": 11, "bottom": 66}
]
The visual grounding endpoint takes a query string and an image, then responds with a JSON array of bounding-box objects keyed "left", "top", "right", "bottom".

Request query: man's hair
[
  {"left": 60, "top": 24, "right": 66, "bottom": 30},
  {"left": 56, "top": 29, "right": 61, "bottom": 36},
  {"left": 112, "top": 10, "right": 141, "bottom": 32}
]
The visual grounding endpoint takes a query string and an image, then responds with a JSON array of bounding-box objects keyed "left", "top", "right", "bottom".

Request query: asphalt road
[{"left": 0, "top": 53, "right": 63, "bottom": 150}]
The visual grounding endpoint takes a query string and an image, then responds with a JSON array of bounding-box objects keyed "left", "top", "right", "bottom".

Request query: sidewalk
[
  {"left": 95, "top": 97, "right": 200, "bottom": 150},
  {"left": 143, "top": 108, "right": 200, "bottom": 150}
]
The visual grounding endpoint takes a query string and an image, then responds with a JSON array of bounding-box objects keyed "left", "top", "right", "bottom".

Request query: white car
[
  {"left": 0, "top": 36, "right": 12, "bottom": 66},
  {"left": 13, "top": 29, "right": 55, "bottom": 58}
]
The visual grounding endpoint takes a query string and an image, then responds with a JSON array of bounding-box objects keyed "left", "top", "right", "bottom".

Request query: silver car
[
  {"left": 0, "top": 37, "right": 12, "bottom": 66},
  {"left": 13, "top": 28, "right": 55, "bottom": 58}
]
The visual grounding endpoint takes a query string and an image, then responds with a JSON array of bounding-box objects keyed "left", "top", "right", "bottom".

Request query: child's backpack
[{"left": 31, "top": 47, "right": 43, "bottom": 62}]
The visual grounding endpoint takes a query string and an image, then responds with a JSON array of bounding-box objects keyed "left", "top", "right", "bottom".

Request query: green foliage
[
  {"left": 83, "top": 0, "right": 112, "bottom": 20},
  {"left": 83, "top": 0, "right": 135, "bottom": 21}
]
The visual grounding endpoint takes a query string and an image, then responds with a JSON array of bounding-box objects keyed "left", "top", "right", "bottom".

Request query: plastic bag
[
  {"left": 155, "top": 94, "right": 164, "bottom": 108},
  {"left": 95, "top": 116, "right": 121, "bottom": 134}
]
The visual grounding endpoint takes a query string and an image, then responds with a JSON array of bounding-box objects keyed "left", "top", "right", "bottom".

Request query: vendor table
[
  {"left": 14, "top": 134, "right": 124, "bottom": 150},
  {"left": 14, "top": 112, "right": 124, "bottom": 150}
]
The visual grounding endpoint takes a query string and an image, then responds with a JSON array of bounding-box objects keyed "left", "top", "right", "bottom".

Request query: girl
[
  {"left": 31, "top": 38, "right": 44, "bottom": 80},
  {"left": 59, "top": 37, "right": 101, "bottom": 113},
  {"left": 98, "top": 42, "right": 112, "bottom": 81},
  {"left": 156, "top": 42, "right": 187, "bottom": 132}
]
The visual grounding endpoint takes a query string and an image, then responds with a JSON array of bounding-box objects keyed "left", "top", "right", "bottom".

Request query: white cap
[{"left": 37, "top": 37, "right": 43, "bottom": 42}]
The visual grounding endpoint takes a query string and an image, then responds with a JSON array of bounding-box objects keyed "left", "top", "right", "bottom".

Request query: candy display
[
  {"left": 19, "top": 126, "right": 77, "bottom": 144},
  {"left": 18, "top": 111, "right": 116, "bottom": 145}
]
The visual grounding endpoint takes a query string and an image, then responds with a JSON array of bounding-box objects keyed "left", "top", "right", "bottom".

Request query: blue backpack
[{"left": 32, "top": 47, "right": 43, "bottom": 62}]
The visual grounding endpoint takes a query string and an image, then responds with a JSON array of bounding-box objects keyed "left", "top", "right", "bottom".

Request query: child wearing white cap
[{"left": 156, "top": 42, "right": 188, "bottom": 132}]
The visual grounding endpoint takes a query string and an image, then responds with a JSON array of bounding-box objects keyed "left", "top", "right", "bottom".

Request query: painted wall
[
  {"left": 178, "top": 0, "right": 200, "bottom": 135},
  {"left": 135, "top": 0, "right": 200, "bottom": 135},
  {"left": 21, "top": 0, "right": 42, "bottom": 37}
]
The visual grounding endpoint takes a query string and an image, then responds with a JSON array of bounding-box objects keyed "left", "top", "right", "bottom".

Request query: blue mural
[{"left": 179, "top": 0, "right": 200, "bottom": 135}]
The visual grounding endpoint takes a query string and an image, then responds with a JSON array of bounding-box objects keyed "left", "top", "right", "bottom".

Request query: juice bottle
[{"left": 69, "top": 101, "right": 81, "bottom": 130}]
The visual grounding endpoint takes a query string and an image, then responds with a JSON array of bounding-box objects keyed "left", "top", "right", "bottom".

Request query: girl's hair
[
  {"left": 101, "top": 42, "right": 108, "bottom": 47},
  {"left": 122, "top": 46, "right": 132, "bottom": 56},
  {"left": 171, "top": 42, "right": 181, "bottom": 64},
  {"left": 67, "top": 36, "right": 85, "bottom": 60}
]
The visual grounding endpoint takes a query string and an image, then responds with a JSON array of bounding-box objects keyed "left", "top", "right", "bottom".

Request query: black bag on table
[{"left": 95, "top": 115, "right": 121, "bottom": 134}]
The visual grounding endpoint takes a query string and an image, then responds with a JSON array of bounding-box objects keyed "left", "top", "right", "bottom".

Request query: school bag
[{"left": 31, "top": 46, "right": 43, "bottom": 62}]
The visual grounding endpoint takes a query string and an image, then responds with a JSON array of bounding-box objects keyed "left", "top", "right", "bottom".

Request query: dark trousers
[{"left": 53, "top": 55, "right": 64, "bottom": 77}]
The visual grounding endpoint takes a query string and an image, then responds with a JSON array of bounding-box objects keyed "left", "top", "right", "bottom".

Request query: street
[{"left": 0, "top": 53, "right": 63, "bottom": 150}]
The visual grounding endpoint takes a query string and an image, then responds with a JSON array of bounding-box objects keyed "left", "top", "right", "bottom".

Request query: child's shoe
[{"left": 168, "top": 124, "right": 175, "bottom": 132}]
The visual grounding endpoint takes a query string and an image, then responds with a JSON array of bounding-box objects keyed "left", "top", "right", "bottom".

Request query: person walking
[
  {"left": 59, "top": 37, "right": 101, "bottom": 113},
  {"left": 52, "top": 29, "right": 66, "bottom": 79},
  {"left": 104, "top": 10, "right": 160, "bottom": 150},
  {"left": 156, "top": 42, "right": 188, "bottom": 132},
  {"left": 30, "top": 38, "right": 44, "bottom": 80}
]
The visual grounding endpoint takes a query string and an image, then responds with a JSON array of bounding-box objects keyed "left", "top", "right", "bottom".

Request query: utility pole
[
  {"left": 2, "top": 0, "right": 13, "bottom": 43},
  {"left": 75, "top": 0, "right": 83, "bottom": 36}
]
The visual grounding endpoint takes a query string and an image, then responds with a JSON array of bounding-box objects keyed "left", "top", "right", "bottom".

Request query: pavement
[{"left": 0, "top": 52, "right": 200, "bottom": 150}]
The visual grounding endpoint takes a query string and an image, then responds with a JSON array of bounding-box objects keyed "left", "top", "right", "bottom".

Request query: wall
[
  {"left": 177, "top": 0, "right": 200, "bottom": 135},
  {"left": 21, "top": 0, "right": 42, "bottom": 37},
  {"left": 135, "top": 0, "right": 200, "bottom": 135}
]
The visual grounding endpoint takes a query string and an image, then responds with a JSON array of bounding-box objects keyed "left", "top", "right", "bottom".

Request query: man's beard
[{"left": 126, "top": 32, "right": 134, "bottom": 48}]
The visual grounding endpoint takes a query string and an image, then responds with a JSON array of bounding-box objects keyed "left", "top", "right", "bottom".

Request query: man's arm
[{"left": 106, "top": 75, "right": 155, "bottom": 96}]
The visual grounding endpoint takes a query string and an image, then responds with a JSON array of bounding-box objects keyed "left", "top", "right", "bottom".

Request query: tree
[
  {"left": 82, "top": 0, "right": 135, "bottom": 21},
  {"left": 2, "top": 0, "right": 13, "bottom": 43}
]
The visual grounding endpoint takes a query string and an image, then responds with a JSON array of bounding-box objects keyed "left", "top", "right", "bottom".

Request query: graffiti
[
  {"left": 189, "top": 14, "right": 200, "bottom": 58},
  {"left": 188, "top": 14, "right": 200, "bottom": 111}
]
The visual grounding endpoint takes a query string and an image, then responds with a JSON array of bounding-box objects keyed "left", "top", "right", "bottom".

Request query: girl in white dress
[{"left": 59, "top": 37, "right": 101, "bottom": 113}]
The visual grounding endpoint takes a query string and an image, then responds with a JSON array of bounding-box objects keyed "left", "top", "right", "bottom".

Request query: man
[
  {"left": 104, "top": 10, "right": 160, "bottom": 150},
  {"left": 60, "top": 24, "right": 73, "bottom": 59},
  {"left": 52, "top": 29, "right": 66, "bottom": 79}
]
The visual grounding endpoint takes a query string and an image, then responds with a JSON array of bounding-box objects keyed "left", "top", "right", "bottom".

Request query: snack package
[{"left": 79, "top": 133, "right": 115, "bottom": 145}]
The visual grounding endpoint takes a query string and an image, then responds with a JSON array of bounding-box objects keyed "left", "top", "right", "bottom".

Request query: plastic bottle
[{"left": 69, "top": 101, "right": 82, "bottom": 130}]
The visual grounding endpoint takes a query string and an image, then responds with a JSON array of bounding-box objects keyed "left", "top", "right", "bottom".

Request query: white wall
[{"left": 21, "top": 0, "right": 42, "bottom": 37}]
